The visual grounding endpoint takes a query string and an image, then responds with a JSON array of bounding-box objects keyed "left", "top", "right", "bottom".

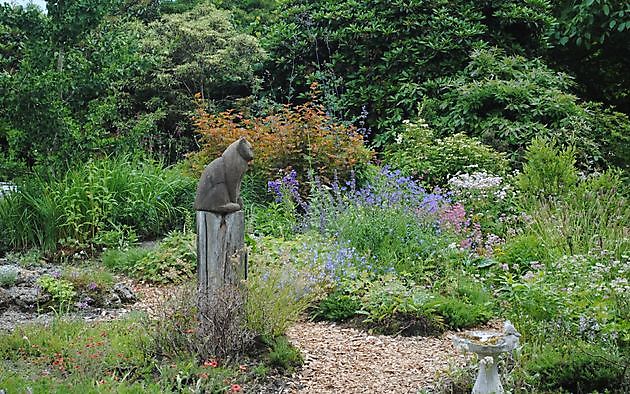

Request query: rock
[
  {"left": 15, "top": 267, "right": 38, "bottom": 286},
  {"left": 104, "top": 291, "right": 122, "bottom": 308},
  {"left": 113, "top": 283, "right": 137, "bottom": 303},
  {"left": 0, "top": 288, "right": 10, "bottom": 311},
  {"left": 10, "top": 286, "right": 51, "bottom": 311}
]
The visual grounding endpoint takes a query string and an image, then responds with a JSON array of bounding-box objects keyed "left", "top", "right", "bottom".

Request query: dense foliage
[
  {"left": 263, "top": 0, "right": 554, "bottom": 143},
  {"left": 420, "top": 48, "right": 630, "bottom": 170},
  {"left": 191, "top": 96, "right": 373, "bottom": 182}
]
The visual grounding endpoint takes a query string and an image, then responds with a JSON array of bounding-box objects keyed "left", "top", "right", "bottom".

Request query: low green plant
[
  {"left": 425, "top": 295, "right": 492, "bottom": 329},
  {"left": 266, "top": 336, "right": 303, "bottom": 372},
  {"left": 245, "top": 261, "right": 318, "bottom": 339},
  {"left": 446, "top": 171, "right": 519, "bottom": 237},
  {"left": 0, "top": 265, "right": 18, "bottom": 287},
  {"left": 37, "top": 275, "right": 77, "bottom": 310},
  {"left": 0, "top": 156, "right": 195, "bottom": 254},
  {"left": 311, "top": 290, "right": 361, "bottom": 322},
  {"left": 525, "top": 171, "right": 628, "bottom": 259},
  {"left": 248, "top": 201, "right": 297, "bottom": 238},
  {"left": 102, "top": 247, "right": 152, "bottom": 274},
  {"left": 131, "top": 230, "right": 196, "bottom": 284},
  {"left": 524, "top": 341, "right": 629, "bottom": 392},
  {"left": 332, "top": 206, "right": 454, "bottom": 280},
  {"left": 104, "top": 229, "right": 196, "bottom": 284},
  {"left": 496, "top": 234, "right": 548, "bottom": 272}
]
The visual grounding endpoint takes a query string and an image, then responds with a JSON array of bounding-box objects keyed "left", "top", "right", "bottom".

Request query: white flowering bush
[
  {"left": 447, "top": 171, "right": 520, "bottom": 237},
  {"left": 383, "top": 119, "right": 508, "bottom": 185}
]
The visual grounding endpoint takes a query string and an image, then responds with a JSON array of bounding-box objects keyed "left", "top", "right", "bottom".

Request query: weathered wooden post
[{"left": 194, "top": 137, "right": 253, "bottom": 314}]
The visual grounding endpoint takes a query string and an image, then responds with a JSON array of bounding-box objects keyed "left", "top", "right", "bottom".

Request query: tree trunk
[{"left": 196, "top": 210, "right": 247, "bottom": 311}]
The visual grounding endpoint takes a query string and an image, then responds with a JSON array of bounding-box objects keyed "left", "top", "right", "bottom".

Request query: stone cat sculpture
[{"left": 194, "top": 137, "right": 253, "bottom": 213}]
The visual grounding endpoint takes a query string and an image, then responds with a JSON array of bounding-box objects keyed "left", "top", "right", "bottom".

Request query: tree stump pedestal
[{"left": 196, "top": 210, "right": 247, "bottom": 311}]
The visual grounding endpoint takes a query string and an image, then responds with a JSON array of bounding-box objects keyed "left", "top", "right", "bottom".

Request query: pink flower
[{"left": 203, "top": 360, "right": 218, "bottom": 368}]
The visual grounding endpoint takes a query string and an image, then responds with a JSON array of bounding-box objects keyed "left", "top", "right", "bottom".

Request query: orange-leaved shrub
[{"left": 189, "top": 97, "right": 373, "bottom": 183}]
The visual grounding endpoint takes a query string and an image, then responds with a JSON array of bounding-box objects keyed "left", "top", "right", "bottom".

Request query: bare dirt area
[{"left": 285, "top": 321, "right": 470, "bottom": 394}]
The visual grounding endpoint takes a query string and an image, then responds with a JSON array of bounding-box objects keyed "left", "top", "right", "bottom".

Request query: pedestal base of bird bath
[
  {"left": 473, "top": 356, "right": 502, "bottom": 394},
  {"left": 452, "top": 323, "right": 520, "bottom": 394}
]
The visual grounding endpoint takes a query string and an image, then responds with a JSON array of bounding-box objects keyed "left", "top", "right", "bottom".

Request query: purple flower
[
  {"left": 88, "top": 282, "right": 98, "bottom": 291},
  {"left": 51, "top": 270, "right": 61, "bottom": 279}
]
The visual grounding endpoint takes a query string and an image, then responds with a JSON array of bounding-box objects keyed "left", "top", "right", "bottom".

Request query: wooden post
[{"left": 196, "top": 210, "right": 247, "bottom": 311}]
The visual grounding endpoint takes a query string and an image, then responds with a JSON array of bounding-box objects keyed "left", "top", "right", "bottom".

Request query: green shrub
[
  {"left": 311, "top": 290, "right": 361, "bottom": 322},
  {"left": 264, "top": 0, "right": 553, "bottom": 142},
  {"left": 266, "top": 336, "right": 303, "bottom": 372},
  {"left": 525, "top": 341, "right": 629, "bottom": 392},
  {"left": 0, "top": 156, "right": 195, "bottom": 254},
  {"left": 422, "top": 48, "right": 630, "bottom": 170},
  {"left": 384, "top": 119, "right": 509, "bottom": 185},
  {"left": 517, "top": 137, "right": 578, "bottom": 200}
]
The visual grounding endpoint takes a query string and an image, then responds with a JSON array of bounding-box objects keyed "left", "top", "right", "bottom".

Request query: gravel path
[{"left": 285, "top": 322, "right": 467, "bottom": 394}]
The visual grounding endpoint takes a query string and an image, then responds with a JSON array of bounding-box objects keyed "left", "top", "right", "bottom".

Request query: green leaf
[
  {"left": 477, "top": 258, "right": 497, "bottom": 269},
  {"left": 603, "top": 4, "right": 610, "bottom": 15},
  {"left": 609, "top": 19, "right": 616, "bottom": 29}
]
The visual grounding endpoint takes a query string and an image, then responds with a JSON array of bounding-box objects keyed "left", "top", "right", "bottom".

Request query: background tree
[
  {"left": 262, "top": 0, "right": 555, "bottom": 145},
  {"left": 549, "top": 0, "right": 630, "bottom": 112}
]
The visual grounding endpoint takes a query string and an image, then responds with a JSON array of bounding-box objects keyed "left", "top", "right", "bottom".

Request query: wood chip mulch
[
  {"left": 126, "top": 282, "right": 500, "bottom": 394},
  {"left": 284, "top": 322, "right": 469, "bottom": 394}
]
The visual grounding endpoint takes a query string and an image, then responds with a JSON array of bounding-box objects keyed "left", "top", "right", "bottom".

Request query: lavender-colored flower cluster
[
  {"left": 336, "top": 166, "right": 447, "bottom": 214},
  {"left": 268, "top": 170, "right": 301, "bottom": 202},
  {"left": 74, "top": 296, "right": 93, "bottom": 310}
]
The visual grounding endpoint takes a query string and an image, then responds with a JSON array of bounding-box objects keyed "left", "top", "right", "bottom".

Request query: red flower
[
  {"left": 230, "top": 384, "right": 242, "bottom": 392},
  {"left": 203, "top": 359, "right": 218, "bottom": 368}
]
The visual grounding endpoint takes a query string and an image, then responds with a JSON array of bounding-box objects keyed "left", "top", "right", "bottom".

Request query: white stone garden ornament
[{"left": 452, "top": 321, "right": 520, "bottom": 394}]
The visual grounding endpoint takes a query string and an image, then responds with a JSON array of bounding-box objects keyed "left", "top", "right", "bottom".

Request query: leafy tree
[
  {"left": 549, "top": 0, "right": 630, "bottom": 112},
  {"left": 263, "top": 0, "right": 555, "bottom": 145},
  {"left": 136, "top": 3, "right": 266, "bottom": 161},
  {"left": 420, "top": 48, "right": 630, "bottom": 171},
  {"left": 0, "top": 5, "right": 158, "bottom": 178}
]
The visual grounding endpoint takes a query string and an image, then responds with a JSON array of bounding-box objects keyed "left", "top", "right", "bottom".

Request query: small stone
[
  {"left": 104, "top": 291, "right": 122, "bottom": 308},
  {"left": 113, "top": 283, "right": 137, "bottom": 303},
  {"left": 11, "top": 287, "right": 51, "bottom": 311},
  {"left": 0, "top": 288, "right": 10, "bottom": 311}
]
